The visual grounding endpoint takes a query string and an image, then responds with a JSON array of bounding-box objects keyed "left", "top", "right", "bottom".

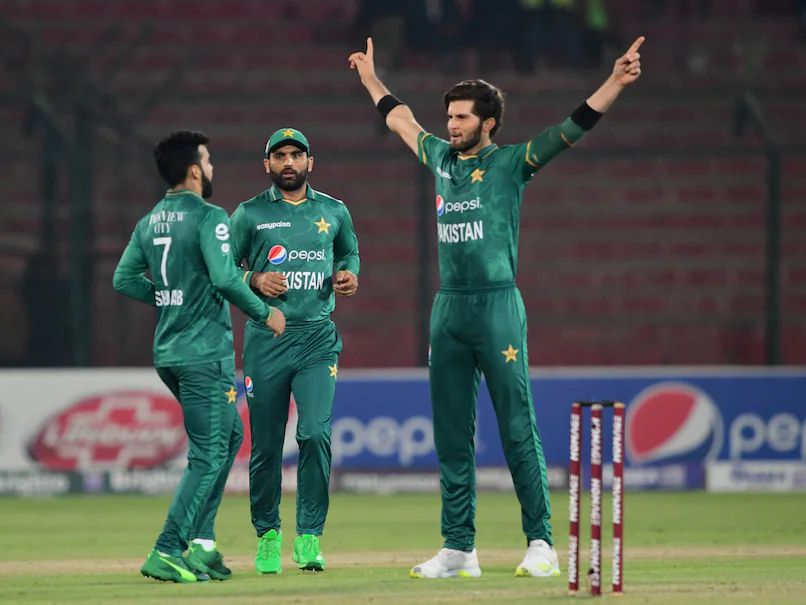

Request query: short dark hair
[
  {"left": 444, "top": 79, "right": 506, "bottom": 137},
  {"left": 153, "top": 130, "right": 209, "bottom": 187}
]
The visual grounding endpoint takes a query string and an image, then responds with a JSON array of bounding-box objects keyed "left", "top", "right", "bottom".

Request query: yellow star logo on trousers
[
  {"left": 471, "top": 168, "right": 485, "bottom": 183},
  {"left": 502, "top": 345, "right": 519, "bottom": 363},
  {"left": 314, "top": 216, "right": 331, "bottom": 234},
  {"left": 329, "top": 364, "right": 338, "bottom": 379},
  {"left": 225, "top": 387, "right": 237, "bottom": 403},
  {"left": 281, "top": 129, "right": 295, "bottom": 138}
]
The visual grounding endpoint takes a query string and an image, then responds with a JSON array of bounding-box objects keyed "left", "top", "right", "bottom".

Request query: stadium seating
[{"left": 1, "top": 0, "right": 804, "bottom": 366}]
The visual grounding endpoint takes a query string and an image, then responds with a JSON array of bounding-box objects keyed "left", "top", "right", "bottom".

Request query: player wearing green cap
[
  {"left": 229, "top": 127, "right": 360, "bottom": 574},
  {"left": 349, "top": 36, "right": 644, "bottom": 578}
]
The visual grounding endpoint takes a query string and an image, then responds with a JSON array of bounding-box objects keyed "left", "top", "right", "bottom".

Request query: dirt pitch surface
[{"left": 3, "top": 545, "right": 806, "bottom": 577}]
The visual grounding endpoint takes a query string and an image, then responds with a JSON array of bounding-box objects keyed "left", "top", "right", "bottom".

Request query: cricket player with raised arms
[
  {"left": 113, "top": 130, "right": 286, "bottom": 583},
  {"left": 349, "top": 35, "right": 644, "bottom": 578},
  {"left": 229, "top": 127, "right": 360, "bottom": 574}
]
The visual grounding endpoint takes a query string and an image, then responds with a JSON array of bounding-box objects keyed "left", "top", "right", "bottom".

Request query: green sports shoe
[
  {"left": 140, "top": 549, "right": 210, "bottom": 583},
  {"left": 292, "top": 534, "right": 325, "bottom": 571},
  {"left": 256, "top": 529, "right": 283, "bottom": 574},
  {"left": 186, "top": 542, "right": 232, "bottom": 581}
]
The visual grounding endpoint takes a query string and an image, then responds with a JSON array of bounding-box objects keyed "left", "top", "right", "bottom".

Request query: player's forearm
[
  {"left": 586, "top": 74, "right": 626, "bottom": 114},
  {"left": 214, "top": 274, "right": 271, "bottom": 324},
  {"left": 112, "top": 270, "right": 156, "bottom": 306},
  {"left": 360, "top": 75, "right": 414, "bottom": 131},
  {"left": 360, "top": 74, "right": 391, "bottom": 104}
]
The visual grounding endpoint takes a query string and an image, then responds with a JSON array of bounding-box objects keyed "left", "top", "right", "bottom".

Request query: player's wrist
[
  {"left": 249, "top": 271, "right": 262, "bottom": 289},
  {"left": 265, "top": 306, "right": 274, "bottom": 325},
  {"left": 607, "top": 73, "right": 626, "bottom": 90}
]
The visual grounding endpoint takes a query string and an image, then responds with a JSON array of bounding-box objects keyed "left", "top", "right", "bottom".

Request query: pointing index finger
[
  {"left": 628, "top": 36, "right": 645, "bottom": 54},
  {"left": 366, "top": 37, "right": 374, "bottom": 57}
]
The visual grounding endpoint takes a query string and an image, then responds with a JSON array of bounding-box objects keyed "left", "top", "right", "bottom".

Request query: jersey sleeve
[
  {"left": 112, "top": 228, "right": 156, "bottom": 305},
  {"left": 334, "top": 203, "right": 360, "bottom": 276},
  {"left": 417, "top": 131, "right": 451, "bottom": 174},
  {"left": 503, "top": 118, "right": 588, "bottom": 184},
  {"left": 199, "top": 207, "right": 271, "bottom": 324},
  {"left": 229, "top": 203, "right": 253, "bottom": 285}
]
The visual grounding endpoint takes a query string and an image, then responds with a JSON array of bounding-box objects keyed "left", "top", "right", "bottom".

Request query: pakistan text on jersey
[
  {"left": 256, "top": 221, "right": 292, "bottom": 231},
  {"left": 155, "top": 290, "right": 184, "bottom": 306},
  {"left": 284, "top": 272, "right": 326, "bottom": 290},
  {"left": 437, "top": 221, "right": 484, "bottom": 243}
]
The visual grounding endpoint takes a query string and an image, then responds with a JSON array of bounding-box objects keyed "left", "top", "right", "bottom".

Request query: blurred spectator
[
  {"left": 475, "top": 0, "right": 522, "bottom": 70},
  {"left": 581, "top": 0, "right": 610, "bottom": 69},
  {"left": 407, "top": 0, "right": 477, "bottom": 73},
  {"left": 643, "top": 0, "right": 712, "bottom": 20},
  {"left": 355, "top": 0, "right": 406, "bottom": 72},
  {"left": 753, "top": 0, "right": 797, "bottom": 16},
  {"left": 517, "top": 0, "right": 584, "bottom": 74},
  {"left": 799, "top": 0, "right": 806, "bottom": 41}
]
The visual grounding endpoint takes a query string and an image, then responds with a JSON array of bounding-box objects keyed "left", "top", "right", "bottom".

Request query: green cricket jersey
[
  {"left": 230, "top": 183, "right": 360, "bottom": 325},
  {"left": 418, "top": 118, "right": 587, "bottom": 289},
  {"left": 113, "top": 189, "right": 272, "bottom": 367}
]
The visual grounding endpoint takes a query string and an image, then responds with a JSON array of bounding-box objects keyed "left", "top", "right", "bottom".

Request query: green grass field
[{"left": 1, "top": 491, "right": 804, "bottom": 604}]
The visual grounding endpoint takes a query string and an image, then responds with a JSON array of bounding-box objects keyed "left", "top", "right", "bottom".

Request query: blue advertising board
[{"left": 235, "top": 368, "right": 806, "bottom": 483}]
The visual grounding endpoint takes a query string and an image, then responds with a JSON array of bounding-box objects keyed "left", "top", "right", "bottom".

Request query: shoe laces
[
  {"left": 526, "top": 541, "right": 553, "bottom": 560},
  {"left": 432, "top": 548, "right": 463, "bottom": 564},
  {"left": 300, "top": 535, "right": 320, "bottom": 557},
  {"left": 258, "top": 534, "right": 281, "bottom": 558}
]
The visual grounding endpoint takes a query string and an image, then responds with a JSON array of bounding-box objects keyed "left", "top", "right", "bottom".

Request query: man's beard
[
  {"left": 270, "top": 167, "right": 308, "bottom": 192},
  {"left": 450, "top": 124, "right": 483, "bottom": 152},
  {"left": 201, "top": 172, "right": 213, "bottom": 199}
]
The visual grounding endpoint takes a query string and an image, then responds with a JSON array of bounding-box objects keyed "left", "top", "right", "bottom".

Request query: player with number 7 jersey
[{"left": 114, "top": 131, "right": 285, "bottom": 584}]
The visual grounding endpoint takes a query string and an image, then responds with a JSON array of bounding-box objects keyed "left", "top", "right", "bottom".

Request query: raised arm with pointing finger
[{"left": 349, "top": 36, "right": 644, "bottom": 580}]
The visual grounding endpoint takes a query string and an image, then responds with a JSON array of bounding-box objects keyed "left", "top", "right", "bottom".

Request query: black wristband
[
  {"left": 377, "top": 94, "right": 403, "bottom": 120},
  {"left": 569, "top": 102, "right": 603, "bottom": 131}
]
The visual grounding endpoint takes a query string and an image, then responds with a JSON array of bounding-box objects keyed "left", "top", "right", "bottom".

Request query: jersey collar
[
  {"left": 165, "top": 188, "right": 204, "bottom": 201},
  {"left": 267, "top": 183, "right": 317, "bottom": 204},
  {"left": 457, "top": 143, "right": 498, "bottom": 161}
]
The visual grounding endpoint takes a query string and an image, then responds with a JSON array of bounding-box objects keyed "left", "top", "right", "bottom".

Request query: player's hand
[
  {"left": 266, "top": 307, "right": 286, "bottom": 338},
  {"left": 612, "top": 36, "right": 644, "bottom": 86},
  {"left": 333, "top": 271, "right": 358, "bottom": 297},
  {"left": 348, "top": 37, "right": 377, "bottom": 81},
  {"left": 251, "top": 271, "right": 288, "bottom": 297}
]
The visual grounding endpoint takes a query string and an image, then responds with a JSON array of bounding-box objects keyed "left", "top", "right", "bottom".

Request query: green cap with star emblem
[{"left": 265, "top": 127, "right": 311, "bottom": 157}]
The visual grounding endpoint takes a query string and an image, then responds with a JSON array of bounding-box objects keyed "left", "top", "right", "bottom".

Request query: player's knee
[
  {"left": 298, "top": 423, "right": 332, "bottom": 450},
  {"left": 188, "top": 451, "right": 227, "bottom": 475}
]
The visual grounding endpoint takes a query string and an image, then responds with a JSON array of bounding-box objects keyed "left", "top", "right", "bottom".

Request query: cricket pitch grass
[{"left": 0, "top": 491, "right": 804, "bottom": 604}]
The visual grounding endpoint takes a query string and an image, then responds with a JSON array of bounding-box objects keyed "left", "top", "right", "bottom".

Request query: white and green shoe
[
  {"left": 515, "top": 540, "right": 561, "bottom": 577},
  {"left": 410, "top": 548, "right": 482, "bottom": 579}
]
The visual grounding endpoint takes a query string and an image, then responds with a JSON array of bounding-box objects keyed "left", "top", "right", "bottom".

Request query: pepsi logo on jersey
[
  {"left": 268, "top": 245, "right": 325, "bottom": 265},
  {"left": 436, "top": 195, "right": 482, "bottom": 216}
]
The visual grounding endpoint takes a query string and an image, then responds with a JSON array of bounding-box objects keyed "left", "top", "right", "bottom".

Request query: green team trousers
[
  {"left": 429, "top": 284, "right": 553, "bottom": 552},
  {"left": 154, "top": 357, "right": 243, "bottom": 556},
  {"left": 243, "top": 318, "right": 342, "bottom": 537}
]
